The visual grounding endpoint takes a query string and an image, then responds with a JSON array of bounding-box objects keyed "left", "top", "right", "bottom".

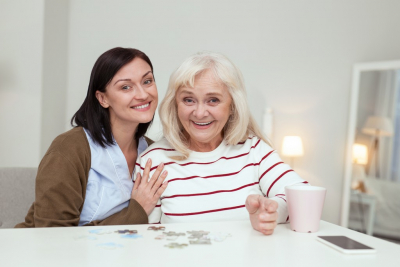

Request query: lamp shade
[
  {"left": 362, "top": 116, "right": 393, "bottom": 136},
  {"left": 282, "top": 136, "right": 304, "bottom": 157},
  {"left": 352, "top": 143, "right": 368, "bottom": 165}
]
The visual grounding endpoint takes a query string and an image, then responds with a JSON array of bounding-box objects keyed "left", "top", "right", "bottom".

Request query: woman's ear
[{"left": 95, "top": 91, "right": 109, "bottom": 108}]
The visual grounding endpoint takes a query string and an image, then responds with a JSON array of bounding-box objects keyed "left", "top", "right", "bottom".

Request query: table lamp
[
  {"left": 352, "top": 143, "right": 368, "bottom": 192},
  {"left": 282, "top": 136, "right": 304, "bottom": 168},
  {"left": 362, "top": 116, "right": 393, "bottom": 178}
]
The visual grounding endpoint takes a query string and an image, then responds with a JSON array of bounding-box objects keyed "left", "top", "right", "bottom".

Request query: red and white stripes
[{"left": 134, "top": 136, "right": 307, "bottom": 224}]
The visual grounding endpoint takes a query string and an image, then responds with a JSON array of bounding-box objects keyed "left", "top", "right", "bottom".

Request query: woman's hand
[
  {"left": 131, "top": 159, "right": 168, "bottom": 215},
  {"left": 245, "top": 194, "right": 278, "bottom": 235}
]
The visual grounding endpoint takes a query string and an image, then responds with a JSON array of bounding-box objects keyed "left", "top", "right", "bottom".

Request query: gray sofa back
[{"left": 0, "top": 167, "right": 37, "bottom": 228}]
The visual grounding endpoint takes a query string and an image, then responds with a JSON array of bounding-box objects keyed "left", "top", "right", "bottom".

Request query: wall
[
  {"left": 0, "top": 0, "right": 44, "bottom": 167},
  {"left": 40, "top": 0, "right": 69, "bottom": 157},
  {"left": 2, "top": 0, "right": 400, "bottom": 225},
  {"left": 65, "top": 0, "right": 400, "bottom": 224}
]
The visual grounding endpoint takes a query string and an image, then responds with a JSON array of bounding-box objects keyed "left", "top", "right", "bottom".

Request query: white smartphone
[{"left": 317, "top": 236, "right": 376, "bottom": 254}]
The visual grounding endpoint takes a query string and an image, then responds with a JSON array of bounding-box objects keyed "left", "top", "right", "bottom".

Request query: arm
[
  {"left": 32, "top": 154, "right": 165, "bottom": 227},
  {"left": 257, "top": 141, "right": 307, "bottom": 222},
  {"left": 19, "top": 150, "right": 148, "bottom": 227},
  {"left": 88, "top": 154, "right": 168, "bottom": 226},
  {"left": 16, "top": 128, "right": 160, "bottom": 228},
  {"left": 26, "top": 151, "right": 87, "bottom": 227},
  {"left": 246, "top": 139, "right": 307, "bottom": 234},
  {"left": 84, "top": 199, "right": 148, "bottom": 226}
]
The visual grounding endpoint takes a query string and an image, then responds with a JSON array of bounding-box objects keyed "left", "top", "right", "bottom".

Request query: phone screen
[{"left": 318, "top": 236, "right": 374, "bottom": 250}]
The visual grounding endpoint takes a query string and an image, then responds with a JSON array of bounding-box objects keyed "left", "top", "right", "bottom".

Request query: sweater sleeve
[
  {"left": 14, "top": 127, "right": 92, "bottom": 227},
  {"left": 28, "top": 151, "right": 86, "bottom": 227},
  {"left": 15, "top": 127, "right": 148, "bottom": 228},
  {"left": 84, "top": 199, "right": 148, "bottom": 226},
  {"left": 256, "top": 139, "right": 307, "bottom": 224}
]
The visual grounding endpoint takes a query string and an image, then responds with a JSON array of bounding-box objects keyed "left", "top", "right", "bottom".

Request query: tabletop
[{"left": 0, "top": 220, "right": 399, "bottom": 267}]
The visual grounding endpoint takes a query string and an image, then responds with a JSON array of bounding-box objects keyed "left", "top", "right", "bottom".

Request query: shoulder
[
  {"left": 44, "top": 127, "right": 90, "bottom": 165},
  {"left": 139, "top": 138, "right": 176, "bottom": 159},
  {"left": 235, "top": 135, "right": 273, "bottom": 152},
  {"left": 47, "top": 127, "right": 88, "bottom": 151}
]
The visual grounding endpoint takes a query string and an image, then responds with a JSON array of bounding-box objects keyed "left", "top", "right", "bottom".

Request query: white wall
[
  {"left": 2, "top": 0, "right": 400, "bottom": 225},
  {"left": 65, "top": 0, "right": 400, "bottom": 224},
  {"left": 40, "top": 0, "right": 69, "bottom": 157},
  {"left": 0, "top": 0, "right": 44, "bottom": 167}
]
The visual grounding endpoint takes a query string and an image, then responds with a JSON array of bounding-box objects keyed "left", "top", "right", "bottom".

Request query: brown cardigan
[{"left": 15, "top": 127, "right": 149, "bottom": 228}]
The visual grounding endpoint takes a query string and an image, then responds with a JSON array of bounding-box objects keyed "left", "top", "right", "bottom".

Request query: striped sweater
[{"left": 134, "top": 136, "right": 307, "bottom": 224}]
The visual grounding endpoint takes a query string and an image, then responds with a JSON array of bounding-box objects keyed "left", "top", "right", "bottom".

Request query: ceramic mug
[{"left": 285, "top": 185, "right": 327, "bottom": 233}]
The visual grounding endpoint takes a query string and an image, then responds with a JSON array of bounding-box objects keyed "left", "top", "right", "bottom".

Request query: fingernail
[
  {"left": 159, "top": 162, "right": 164, "bottom": 167},
  {"left": 163, "top": 170, "right": 168, "bottom": 175},
  {"left": 147, "top": 159, "right": 150, "bottom": 163}
]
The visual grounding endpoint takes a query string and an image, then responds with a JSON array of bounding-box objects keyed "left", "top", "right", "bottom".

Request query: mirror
[{"left": 341, "top": 60, "right": 400, "bottom": 242}]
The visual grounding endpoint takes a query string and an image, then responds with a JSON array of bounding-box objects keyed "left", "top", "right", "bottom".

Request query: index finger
[
  {"left": 142, "top": 158, "right": 152, "bottom": 183},
  {"left": 263, "top": 198, "right": 278, "bottom": 213}
]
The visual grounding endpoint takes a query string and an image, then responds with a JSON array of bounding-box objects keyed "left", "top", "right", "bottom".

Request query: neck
[
  {"left": 188, "top": 136, "right": 223, "bottom": 152},
  {"left": 111, "top": 121, "right": 139, "bottom": 153}
]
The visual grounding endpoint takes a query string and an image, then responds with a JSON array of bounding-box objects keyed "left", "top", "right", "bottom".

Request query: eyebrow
[
  {"left": 205, "top": 92, "right": 223, "bottom": 97},
  {"left": 178, "top": 89, "right": 194, "bottom": 95},
  {"left": 178, "top": 90, "right": 223, "bottom": 97},
  {"left": 113, "top": 71, "right": 153, "bottom": 85}
]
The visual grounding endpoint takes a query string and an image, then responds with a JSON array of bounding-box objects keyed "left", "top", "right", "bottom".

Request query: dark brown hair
[{"left": 71, "top": 47, "right": 154, "bottom": 147}]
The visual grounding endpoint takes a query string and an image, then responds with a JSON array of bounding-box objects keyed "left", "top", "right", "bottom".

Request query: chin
[
  {"left": 191, "top": 135, "right": 213, "bottom": 143},
  {"left": 133, "top": 115, "right": 154, "bottom": 124}
]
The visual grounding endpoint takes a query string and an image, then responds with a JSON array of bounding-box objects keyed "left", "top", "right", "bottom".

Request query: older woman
[{"left": 135, "top": 52, "right": 307, "bottom": 235}]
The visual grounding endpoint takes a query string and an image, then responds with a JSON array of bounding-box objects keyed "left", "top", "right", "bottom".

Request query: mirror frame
[{"left": 340, "top": 59, "right": 400, "bottom": 227}]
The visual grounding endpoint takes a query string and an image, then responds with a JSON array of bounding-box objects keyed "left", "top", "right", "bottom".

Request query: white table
[
  {"left": 0, "top": 220, "right": 399, "bottom": 267},
  {"left": 349, "top": 190, "right": 377, "bottom": 235}
]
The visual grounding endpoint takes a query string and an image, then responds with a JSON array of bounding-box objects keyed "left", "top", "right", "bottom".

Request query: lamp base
[{"left": 351, "top": 180, "right": 366, "bottom": 193}]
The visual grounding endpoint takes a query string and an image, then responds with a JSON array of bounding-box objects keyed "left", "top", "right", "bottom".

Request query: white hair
[{"left": 159, "top": 51, "right": 270, "bottom": 159}]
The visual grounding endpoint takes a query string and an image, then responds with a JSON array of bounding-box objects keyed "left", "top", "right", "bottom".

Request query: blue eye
[
  {"left": 183, "top": 98, "right": 194, "bottom": 104},
  {"left": 209, "top": 98, "right": 219, "bottom": 104},
  {"left": 122, "top": 85, "right": 130, "bottom": 90}
]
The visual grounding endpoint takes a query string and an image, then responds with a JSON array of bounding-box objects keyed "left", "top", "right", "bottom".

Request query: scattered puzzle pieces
[
  {"left": 121, "top": 234, "right": 143, "bottom": 239},
  {"left": 88, "top": 229, "right": 113, "bottom": 235},
  {"left": 148, "top": 226, "right": 166, "bottom": 231},
  {"left": 187, "top": 230, "right": 210, "bottom": 239},
  {"left": 163, "top": 231, "right": 185, "bottom": 236},
  {"left": 85, "top": 227, "right": 231, "bottom": 249},
  {"left": 189, "top": 239, "right": 212, "bottom": 245},
  {"left": 164, "top": 243, "right": 188, "bottom": 249},
  {"left": 115, "top": 230, "right": 138, "bottom": 234},
  {"left": 207, "top": 232, "right": 232, "bottom": 242}
]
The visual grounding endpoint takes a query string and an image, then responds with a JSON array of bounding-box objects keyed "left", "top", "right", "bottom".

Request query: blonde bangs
[{"left": 159, "top": 51, "right": 271, "bottom": 161}]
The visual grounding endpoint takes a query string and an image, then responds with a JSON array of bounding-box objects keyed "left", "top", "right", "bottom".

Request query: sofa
[{"left": 0, "top": 167, "right": 37, "bottom": 228}]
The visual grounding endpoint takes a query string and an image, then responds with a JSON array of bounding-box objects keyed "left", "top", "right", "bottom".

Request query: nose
[
  {"left": 134, "top": 85, "right": 149, "bottom": 100},
  {"left": 193, "top": 103, "right": 209, "bottom": 118}
]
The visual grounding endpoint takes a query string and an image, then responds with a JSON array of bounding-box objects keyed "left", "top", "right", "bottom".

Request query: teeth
[
  {"left": 194, "top": 121, "right": 212, "bottom": 126},
  {"left": 132, "top": 103, "right": 149, "bottom": 109}
]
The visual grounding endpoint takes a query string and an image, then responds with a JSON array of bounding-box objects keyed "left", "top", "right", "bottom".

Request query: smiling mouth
[
  {"left": 193, "top": 121, "right": 213, "bottom": 126},
  {"left": 132, "top": 102, "right": 150, "bottom": 109}
]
